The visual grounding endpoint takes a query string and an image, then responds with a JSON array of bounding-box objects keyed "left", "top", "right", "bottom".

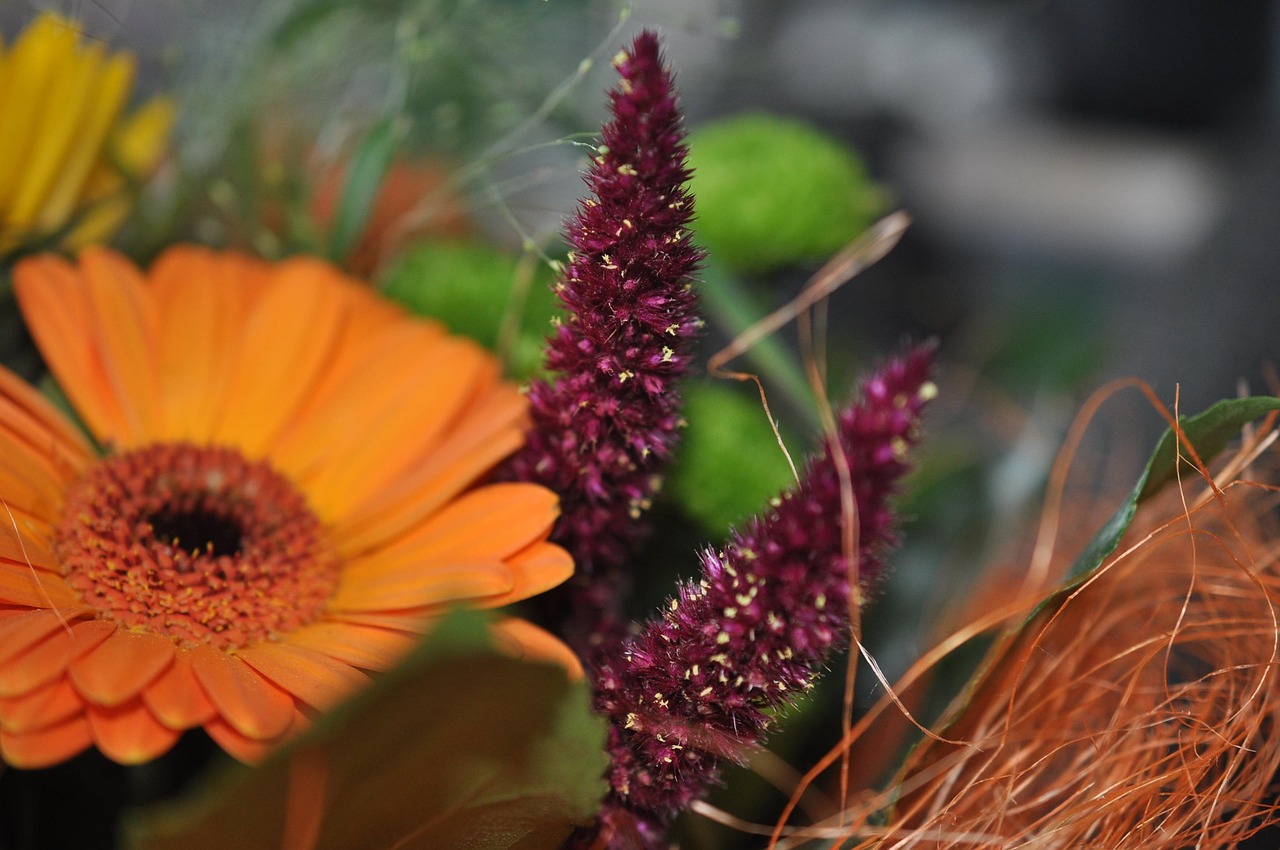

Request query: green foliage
[
  {"left": 1069, "top": 395, "right": 1280, "bottom": 581},
  {"left": 327, "top": 115, "right": 406, "bottom": 263},
  {"left": 125, "top": 611, "right": 607, "bottom": 850},
  {"left": 670, "top": 381, "right": 799, "bottom": 534},
  {"left": 687, "top": 113, "right": 884, "bottom": 274},
  {"left": 382, "top": 239, "right": 560, "bottom": 378}
]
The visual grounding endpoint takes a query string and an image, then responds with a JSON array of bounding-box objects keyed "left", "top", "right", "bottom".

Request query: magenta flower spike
[
  {"left": 504, "top": 31, "right": 702, "bottom": 648},
  {"left": 588, "top": 344, "right": 937, "bottom": 847}
]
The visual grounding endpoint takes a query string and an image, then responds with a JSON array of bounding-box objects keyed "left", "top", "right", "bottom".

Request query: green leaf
[
  {"left": 125, "top": 611, "right": 607, "bottom": 850},
  {"left": 327, "top": 115, "right": 406, "bottom": 264},
  {"left": 687, "top": 113, "right": 885, "bottom": 273},
  {"left": 669, "top": 381, "right": 799, "bottom": 534},
  {"left": 1068, "top": 395, "right": 1280, "bottom": 580},
  {"left": 381, "top": 239, "right": 559, "bottom": 378}
]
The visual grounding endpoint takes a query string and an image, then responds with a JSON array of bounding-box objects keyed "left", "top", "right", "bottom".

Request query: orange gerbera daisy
[{"left": 0, "top": 245, "right": 574, "bottom": 768}]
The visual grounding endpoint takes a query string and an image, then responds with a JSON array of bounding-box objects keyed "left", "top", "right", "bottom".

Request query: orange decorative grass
[
  {"left": 767, "top": 418, "right": 1280, "bottom": 849},
  {"left": 0, "top": 245, "right": 574, "bottom": 768},
  {"left": 886, "top": 475, "right": 1280, "bottom": 848}
]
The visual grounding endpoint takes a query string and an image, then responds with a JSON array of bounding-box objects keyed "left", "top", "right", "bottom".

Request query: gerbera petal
[
  {"left": 472, "top": 541, "right": 574, "bottom": 610},
  {"left": 0, "top": 621, "right": 72, "bottom": 697},
  {"left": 489, "top": 617, "right": 584, "bottom": 681},
  {"left": 311, "top": 334, "right": 490, "bottom": 486},
  {"left": 0, "top": 563, "right": 78, "bottom": 609},
  {"left": 335, "top": 385, "right": 527, "bottom": 554},
  {"left": 375, "top": 483, "right": 559, "bottom": 564},
  {"left": 69, "top": 629, "right": 175, "bottom": 708},
  {"left": 78, "top": 246, "right": 160, "bottom": 444},
  {"left": 0, "top": 528, "right": 57, "bottom": 574},
  {"left": 0, "top": 675, "right": 81, "bottom": 732},
  {"left": 325, "top": 610, "right": 435, "bottom": 632},
  {"left": 0, "top": 609, "right": 71, "bottom": 666},
  {"left": 236, "top": 642, "right": 370, "bottom": 711},
  {"left": 142, "top": 650, "right": 217, "bottom": 729},
  {"left": 0, "top": 425, "right": 80, "bottom": 528},
  {"left": 13, "top": 253, "right": 130, "bottom": 441},
  {"left": 0, "top": 713, "right": 92, "bottom": 769},
  {"left": 211, "top": 258, "right": 349, "bottom": 456},
  {"left": 286, "top": 620, "right": 418, "bottom": 671},
  {"left": 274, "top": 329, "right": 492, "bottom": 522},
  {"left": 0, "top": 363, "right": 93, "bottom": 466},
  {"left": 189, "top": 646, "right": 294, "bottom": 740},
  {"left": 204, "top": 711, "right": 298, "bottom": 764},
  {"left": 150, "top": 246, "right": 267, "bottom": 442},
  {"left": 86, "top": 697, "right": 181, "bottom": 765},
  {"left": 329, "top": 558, "right": 514, "bottom": 612},
  {"left": 301, "top": 284, "right": 413, "bottom": 396}
]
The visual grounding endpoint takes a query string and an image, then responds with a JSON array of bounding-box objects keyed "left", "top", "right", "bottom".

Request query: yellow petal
[
  {"left": 0, "top": 15, "right": 79, "bottom": 215},
  {"left": 63, "top": 96, "right": 175, "bottom": 249}
]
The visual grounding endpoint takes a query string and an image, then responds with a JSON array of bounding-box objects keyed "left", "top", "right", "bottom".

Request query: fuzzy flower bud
[
  {"left": 589, "top": 344, "right": 937, "bottom": 846},
  {"left": 504, "top": 31, "right": 703, "bottom": 577}
]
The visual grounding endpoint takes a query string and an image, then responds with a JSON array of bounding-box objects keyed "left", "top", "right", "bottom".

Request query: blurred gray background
[{"left": 10, "top": 0, "right": 1278, "bottom": 418}]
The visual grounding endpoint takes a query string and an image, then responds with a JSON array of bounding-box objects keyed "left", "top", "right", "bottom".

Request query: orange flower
[{"left": 0, "top": 245, "right": 574, "bottom": 768}]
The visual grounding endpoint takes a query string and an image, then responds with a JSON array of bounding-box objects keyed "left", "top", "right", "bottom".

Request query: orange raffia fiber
[
  {"left": 749, "top": 388, "right": 1280, "bottom": 850},
  {"left": 839, "top": 405, "right": 1280, "bottom": 849}
]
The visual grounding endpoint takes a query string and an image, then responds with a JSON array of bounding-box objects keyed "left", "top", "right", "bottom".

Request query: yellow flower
[
  {"left": 0, "top": 13, "right": 174, "bottom": 254},
  {"left": 0, "top": 246, "right": 575, "bottom": 767}
]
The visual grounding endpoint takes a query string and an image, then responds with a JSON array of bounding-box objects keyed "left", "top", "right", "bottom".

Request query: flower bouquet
[{"left": 1, "top": 5, "right": 1278, "bottom": 850}]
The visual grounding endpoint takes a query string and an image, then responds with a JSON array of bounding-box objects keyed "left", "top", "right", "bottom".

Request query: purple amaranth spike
[
  {"left": 586, "top": 344, "right": 937, "bottom": 848},
  {"left": 503, "top": 31, "right": 702, "bottom": 648}
]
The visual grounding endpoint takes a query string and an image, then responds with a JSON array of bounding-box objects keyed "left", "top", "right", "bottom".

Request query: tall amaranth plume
[
  {"left": 505, "top": 31, "right": 702, "bottom": 649},
  {"left": 588, "top": 345, "right": 936, "bottom": 847}
]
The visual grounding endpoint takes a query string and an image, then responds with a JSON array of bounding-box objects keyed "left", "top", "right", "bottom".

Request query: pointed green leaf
[
  {"left": 1068, "top": 395, "right": 1280, "bottom": 580},
  {"left": 328, "top": 116, "right": 405, "bottom": 264},
  {"left": 125, "top": 611, "right": 606, "bottom": 850}
]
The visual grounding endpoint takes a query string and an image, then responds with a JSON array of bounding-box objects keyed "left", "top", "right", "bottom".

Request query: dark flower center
[
  {"left": 55, "top": 443, "right": 340, "bottom": 649},
  {"left": 146, "top": 509, "right": 245, "bottom": 559}
]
